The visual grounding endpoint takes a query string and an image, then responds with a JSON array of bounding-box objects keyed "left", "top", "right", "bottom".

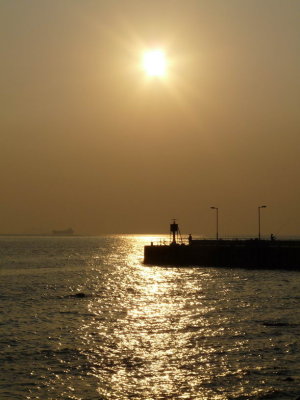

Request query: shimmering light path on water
[{"left": 0, "top": 236, "right": 300, "bottom": 399}]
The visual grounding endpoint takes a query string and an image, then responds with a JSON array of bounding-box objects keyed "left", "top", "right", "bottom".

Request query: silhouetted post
[
  {"left": 170, "top": 219, "right": 179, "bottom": 244},
  {"left": 210, "top": 207, "right": 219, "bottom": 240},
  {"left": 258, "top": 205, "right": 267, "bottom": 240}
]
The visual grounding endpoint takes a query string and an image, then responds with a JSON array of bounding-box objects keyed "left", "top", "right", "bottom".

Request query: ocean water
[{"left": 1, "top": 235, "right": 300, "bottom": 400}]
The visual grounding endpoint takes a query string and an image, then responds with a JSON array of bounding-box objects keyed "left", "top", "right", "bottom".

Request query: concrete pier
[{"left": 144, "top": 239, "right": 300, "bottom": 270}]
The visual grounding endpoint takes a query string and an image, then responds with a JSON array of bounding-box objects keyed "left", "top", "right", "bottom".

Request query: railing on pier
[{"left": 148, "top": 236, "right": 300, "bottom": 247}]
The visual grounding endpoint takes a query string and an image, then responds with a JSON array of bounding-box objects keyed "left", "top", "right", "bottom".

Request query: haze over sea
[{"left": 1, "top": 235, "right": 300, "bottom": 400}]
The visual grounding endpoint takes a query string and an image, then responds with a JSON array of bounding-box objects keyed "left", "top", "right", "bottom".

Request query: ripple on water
[{"left": 1, "top": 236, "right": 300, "bottom": 400}]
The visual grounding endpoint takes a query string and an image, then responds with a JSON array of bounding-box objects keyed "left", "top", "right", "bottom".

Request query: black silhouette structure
[{"left": 144, "top": 222, "right": 300, "bottom": 270}]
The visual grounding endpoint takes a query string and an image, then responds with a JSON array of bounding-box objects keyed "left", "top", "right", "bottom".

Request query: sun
[{"left": 142, "top": 49, "right": 166, "bottom": 77}]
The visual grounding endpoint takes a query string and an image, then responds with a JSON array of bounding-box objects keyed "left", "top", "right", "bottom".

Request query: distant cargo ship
[
  {"left": 52, "top": 228, "right": 74, "bottom": 235},
  {"left": 144, "top": 221, "right": 300, "bottom": 270}
]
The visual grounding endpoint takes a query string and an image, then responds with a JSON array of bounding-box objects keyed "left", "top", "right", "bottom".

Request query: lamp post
[
  {"left": 258, "top": 205, "right": 267, "bottom": 240},
  {"left": 210, "top": 206, "right": 219, "bottom": 240}
]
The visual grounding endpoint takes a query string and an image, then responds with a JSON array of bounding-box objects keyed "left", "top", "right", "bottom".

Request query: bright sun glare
[{"left": 143, "top": 49, "right": 166, "bottom": 77}]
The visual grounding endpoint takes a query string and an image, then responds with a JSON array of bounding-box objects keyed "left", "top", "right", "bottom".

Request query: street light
[
  {"left": 258, "top": 205, "right": 267, "bottom": 240},
  {"left": 210, "top": 206, "right": 219, "bottom": 240}
]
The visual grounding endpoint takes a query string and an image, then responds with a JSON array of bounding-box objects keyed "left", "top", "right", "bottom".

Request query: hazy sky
[{"left": 1, "top": 0, "right": 300, "bottom": 236}]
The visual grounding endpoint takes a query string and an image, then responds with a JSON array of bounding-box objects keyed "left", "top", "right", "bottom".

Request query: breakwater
[{"left": 144, "top": 239, "right": 300, "bottom": 269}]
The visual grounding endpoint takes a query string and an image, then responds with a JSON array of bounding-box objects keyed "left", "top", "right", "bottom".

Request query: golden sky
[{"left": 0, "top": 0, "right": 300, "bottom": 236}]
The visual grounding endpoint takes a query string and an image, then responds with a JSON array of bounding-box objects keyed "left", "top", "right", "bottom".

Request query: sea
[{"left": 1, "top": 235, "right": 300, "bottom": 400}]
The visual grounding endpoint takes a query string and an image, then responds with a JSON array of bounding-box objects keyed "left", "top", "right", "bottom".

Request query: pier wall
[{"left": 144, "top": 241, "right": 300, "bottom": 270}]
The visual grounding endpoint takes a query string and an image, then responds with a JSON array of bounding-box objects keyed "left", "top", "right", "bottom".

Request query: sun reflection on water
[
  {"left": 2, "top": 236, "right": 299, "bottom": 400},
  {"left": 76, "top": 236, "right": 276, "bottom": 399}
]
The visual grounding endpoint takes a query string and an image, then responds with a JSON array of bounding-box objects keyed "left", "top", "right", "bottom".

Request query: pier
[{"left": 144, "top": 222, "right": 300, "bottom": 270}]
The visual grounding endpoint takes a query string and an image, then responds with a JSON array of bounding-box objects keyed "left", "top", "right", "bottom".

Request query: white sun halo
[{"left": 143, "top": 49, "right": 166, "bottom": 77}]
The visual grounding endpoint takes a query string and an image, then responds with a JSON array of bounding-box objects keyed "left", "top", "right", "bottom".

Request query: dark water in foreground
[{"left": 0, "top": 236, "right": 300, "bottom": 400}]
